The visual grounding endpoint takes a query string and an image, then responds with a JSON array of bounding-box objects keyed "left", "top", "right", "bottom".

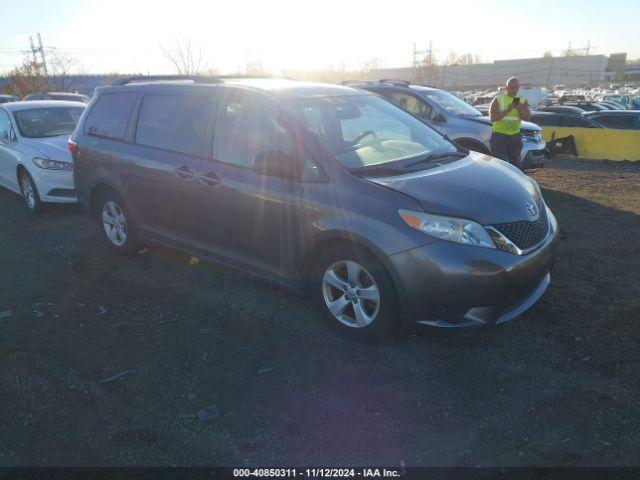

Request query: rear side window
[
  {"left": 84, "top": 92, "right": 137, "bottom": 140},
  {"left": 531, "top": 114, "right": 560, "bottom": 127},
  {"left": 562, "top": 116, "right": 597, "bottom": 128},
  {"left": 592, "top": 115, "right": 636, "bottom": 130},
  {"left": 135, "top": 94, "right": 211, "bottom": 157}
]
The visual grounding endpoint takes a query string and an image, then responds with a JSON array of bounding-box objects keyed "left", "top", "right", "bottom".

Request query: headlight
[
  {"left": 399, "top": 209, "right": 496, "bottom": 249},
  {"left": 32, "top": 157, "right": 73, "bottom": 170},
  {"left": 522, "top": 131, "right": 542, "bottom": 143}
]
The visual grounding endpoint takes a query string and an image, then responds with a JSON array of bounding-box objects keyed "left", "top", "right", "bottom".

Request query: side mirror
[
  {"left": 252, "top": 150, "right": 300, "bottom": 180},
  {"left": 0, "top": 131, "right": 8, "bottom": 142}
]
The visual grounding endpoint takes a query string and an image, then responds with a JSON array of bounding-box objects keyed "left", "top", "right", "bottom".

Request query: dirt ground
[{"left": 1, "top": 157, "right": 639, "bottom": 467}]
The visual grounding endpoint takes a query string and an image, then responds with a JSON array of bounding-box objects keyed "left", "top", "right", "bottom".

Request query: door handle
[
  {"left": 198, "top": 171, "right": 221, "bottom": 187},
  {"left": 174, "top": 164, "right": 196, "bottom": 180}
]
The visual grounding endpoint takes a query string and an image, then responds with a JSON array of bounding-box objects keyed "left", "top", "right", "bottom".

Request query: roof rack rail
[
  {"left": 213, "top": 74, "right": 294, "bottom": 80},
  {"left": 379, "top": 79, "right": 412, "bottom": 86},
  {"left": 111, "top": 75, "right": 223, "bottom": 86}
]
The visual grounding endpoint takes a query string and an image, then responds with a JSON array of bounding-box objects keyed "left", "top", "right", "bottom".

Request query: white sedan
[{"left": 0, "top": 100, "right": 85, "bottom": 213}]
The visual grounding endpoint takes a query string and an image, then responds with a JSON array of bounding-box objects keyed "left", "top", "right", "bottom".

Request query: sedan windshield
[
  {"left": 284, "top": 94, "right": 458, "bottom": 170},
  {"left": 14, "top": 107, "right": 84, "bottom": 138},
  {"left": 418, "top": 89, "right": 483, "bottom": 117}
]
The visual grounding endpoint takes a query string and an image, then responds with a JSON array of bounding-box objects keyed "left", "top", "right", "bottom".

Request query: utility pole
[
  {"left": 29, "top": 36, "right": 38, "bottom": 64},
  {"left": 38, "top": 33, "right": 48, "bottom": 76},
  {"left": 28, "top": 33, "right": 48, "bottom": 75},
  {"left": 412, "top": 41, "right": 434, "bottom": 84}
]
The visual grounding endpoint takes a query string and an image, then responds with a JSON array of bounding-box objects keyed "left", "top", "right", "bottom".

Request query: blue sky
[{"left": 0, "top": 0, "right": 638, "bottom": 74}]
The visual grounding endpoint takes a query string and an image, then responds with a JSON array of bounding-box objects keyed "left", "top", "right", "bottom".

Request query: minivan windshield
[
  {"left": 284, "top": 94, "right": 458, "bottom": 170},
  {"left": 418, "top": 89, "right": 483, "bottom": 117},
  {"left": 14, "top": 107, "right": 84, "bottom": 138}
]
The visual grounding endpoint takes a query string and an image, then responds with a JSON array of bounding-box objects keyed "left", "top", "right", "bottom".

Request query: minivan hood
[
  {"left": 23, "top": 135, "right": 73, "bottom": 161},
  {"left": 467, "top": 115, "right": 540, "bottom": 132},
  {"left": 365, "top": 151, "right": 541, "bottom": 225}
]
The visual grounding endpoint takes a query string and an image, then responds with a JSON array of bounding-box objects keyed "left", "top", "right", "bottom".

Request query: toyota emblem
[{"left": 526, "top": 202, "right": 538, "bottom": 217}]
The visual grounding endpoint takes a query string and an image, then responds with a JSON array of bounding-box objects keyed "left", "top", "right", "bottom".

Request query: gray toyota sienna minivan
[{"left": 70, "top": 76, "right": 559, "bottom": 339}]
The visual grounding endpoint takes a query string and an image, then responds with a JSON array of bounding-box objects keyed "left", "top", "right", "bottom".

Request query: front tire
[
  {"left": 97, "top": 191, "right": 141, "bottom": 255},
  {"left": 19, "top": 171, "right": 43, "bottom": 214},
  {"left": 313, "top": 246, "right": 400, "bottom": 340}
]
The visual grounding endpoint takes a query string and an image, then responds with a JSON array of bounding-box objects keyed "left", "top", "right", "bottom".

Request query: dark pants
[{"left": 490, "top": 132, "right": 523, "bottom": 169}]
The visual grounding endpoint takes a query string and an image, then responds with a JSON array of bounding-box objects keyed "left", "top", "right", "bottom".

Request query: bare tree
[
  {"left": 244, "top": 57, "right": 265, "bottom": 75},
  {"left": 445, "top": 52, "right": 479, "bottom": 66},
  {"left": 160, "top": 39, "right": 211, "bottom": 75},
  {"left": 49, "top": 51, "right": 79, "bottom": 91},
  {"left": 2, "top": 55, "right": 47, "bottom": 97}
]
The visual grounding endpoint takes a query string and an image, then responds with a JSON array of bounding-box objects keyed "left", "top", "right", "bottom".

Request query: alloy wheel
[
  {"left": 102, "top": 201, "right": 128, "bottom": 247},
  {"left": 322, "top": 260, "right": 381, "bottom": 328},
  {"left": 21, "top": 176, "right": 36, "bottom": 210}
]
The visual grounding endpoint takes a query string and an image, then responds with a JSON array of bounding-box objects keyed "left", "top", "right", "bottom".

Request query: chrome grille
[{"left": 492, "top": 208, "right": 549, "bottom": 251}]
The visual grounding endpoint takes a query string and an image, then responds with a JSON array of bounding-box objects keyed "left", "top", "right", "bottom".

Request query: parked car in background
[
  {"left": 539, "top": 105, "right": 586, "bottom": 115},
  {"left": 584, "top": 111, "right": 640, "bottom": 130},
  {"left": 562, "top": 102, "right": 609, "bottom": 112},
  {"left": 474, "top": 104, "right": 491, "bottom": 114},
  {"left": 530, "top": 111, "right": 603, "bottom": 128},
  {"left": 601, "top": 93, "right": 636, "bottom": 109},
  {"left": 24, "top": 92, "right": 90, "bottom": 103},
  {"left": 598, "top": 101, "right": 626, "bottom": 110},
  {"left": 348, "top": 80, "right": 547, "bottom": 170},
  {"left": 559, "top": 94, "right": 586, "bottom": 103},
  {"left": 0, "top": 94, "right": 19, "bottom": 104},
  {"left": 70, "top": 76, "right": 559, "bottom": 338},
  {"left": 0, "top": 101, "right": 84, "bottom": 212}
]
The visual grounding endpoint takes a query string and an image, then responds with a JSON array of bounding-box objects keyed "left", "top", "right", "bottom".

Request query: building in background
[{"left": 370, "top": 54, "right": 619, "bottom": 89}]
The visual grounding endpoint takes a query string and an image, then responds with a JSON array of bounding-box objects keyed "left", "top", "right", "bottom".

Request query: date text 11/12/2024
[{"left": 233, "top": 468, "right": 403, "bottom": 478}]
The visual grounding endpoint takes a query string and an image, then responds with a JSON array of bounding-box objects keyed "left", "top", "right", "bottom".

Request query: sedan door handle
[
  {"left": 174, "top": 164, "right": 196, "bottom": 180},
  {"left": 198, "top": 171, "right": 221, "bottom": 187}
]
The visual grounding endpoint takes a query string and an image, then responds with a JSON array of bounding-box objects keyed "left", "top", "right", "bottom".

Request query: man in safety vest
[{"left": 489, "top": 77, "right": 530, "bottom": 169}]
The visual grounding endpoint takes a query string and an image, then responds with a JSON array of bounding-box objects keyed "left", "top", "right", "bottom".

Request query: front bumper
[
  {"left": 31, "top": 167, "right": 77, "bottom": 204},
  {"left": 521, "top": 139, "right": 547, "bottom": 170},
  {"left": 387, "top": 219, "right": 559, "bottom": 329}
]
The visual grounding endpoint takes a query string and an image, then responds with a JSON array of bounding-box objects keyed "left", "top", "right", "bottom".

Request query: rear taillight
[{"left": 68, "top": 138, "right": 78, "bottom": 156}]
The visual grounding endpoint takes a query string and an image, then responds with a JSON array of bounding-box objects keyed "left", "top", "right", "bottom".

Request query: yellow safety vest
[{"left": 492, "top": 93, "right": 522, "bottom": 135}]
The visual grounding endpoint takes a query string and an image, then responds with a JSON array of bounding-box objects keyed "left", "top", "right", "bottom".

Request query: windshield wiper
[{"left": 403, "top": 151, "right": 467, "bottom": 169}]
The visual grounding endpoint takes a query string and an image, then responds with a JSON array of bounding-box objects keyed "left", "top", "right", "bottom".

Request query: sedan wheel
[
  {"left": 322, "top": 260, "right": 381, "bottom": 328},
  {"left": 21, "top": 176, "right": 36, "bottom": 209},
  {"left": 102, "top": 200, "right": 128, "bottom": 247},
  {"left": 19, "top": 172, "right": 42, "bottom": 213}
]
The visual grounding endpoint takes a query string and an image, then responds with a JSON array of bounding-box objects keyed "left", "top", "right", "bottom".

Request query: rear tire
[
  {"left": 312, "top": 246, "right": 400, "bottom": 340},
  {"left": 19, "top": 170, "right": 43, "bottom": 214},
  {"left": 97, "top": 190, "right": 142, "bottom": 256}
]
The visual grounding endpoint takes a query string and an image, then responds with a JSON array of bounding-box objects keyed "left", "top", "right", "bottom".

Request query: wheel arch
[
  {"left": 453, "top": 137, "right": 491, "bottom": 155},
  {"left": 89, "top": 182, "right": 120, "bottom": 221},
  {"left": 16, "top": 163, "right": 28, "bottom": 180},
  {"left": 303, "top": 233, "right": 404, "bottom": 317}
]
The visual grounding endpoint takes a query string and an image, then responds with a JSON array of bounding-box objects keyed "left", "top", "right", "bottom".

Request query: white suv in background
[{"left": 0, "top": 101, "right": 85, "bottom": 213}]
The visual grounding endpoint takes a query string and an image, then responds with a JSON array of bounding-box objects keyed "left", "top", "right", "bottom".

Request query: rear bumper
[{"left": 387, "top": 219, "right": 559, "bottom": 329}]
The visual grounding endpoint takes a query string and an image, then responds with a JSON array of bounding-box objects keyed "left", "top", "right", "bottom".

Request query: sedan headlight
[
  {"left": 32, "top": 157, "right": 74, "bottom": 170},
  {"left": 399, "top": 209, "right": 496, "bottom": 249}
]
